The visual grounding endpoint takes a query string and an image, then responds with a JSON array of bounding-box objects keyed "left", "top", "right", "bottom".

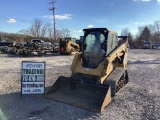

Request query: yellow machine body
[
  {"left": 46, "top": 28, "right": 129, "bottom": 112},
  {"left": 59, "top": 37, "right": 80, "bottom": 54}
]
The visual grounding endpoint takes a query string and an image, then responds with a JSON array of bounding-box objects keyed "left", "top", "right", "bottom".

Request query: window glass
[
  {"left": 82, "top": 31, "right": 106, "bottom": 68},
  {"left": 84, "top": 31, "right": 105, "bottom": 53}
]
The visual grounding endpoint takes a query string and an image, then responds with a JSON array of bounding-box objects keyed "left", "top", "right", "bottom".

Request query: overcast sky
[{"left": 0, "top": 0, "right": 160, "bottom": 38}]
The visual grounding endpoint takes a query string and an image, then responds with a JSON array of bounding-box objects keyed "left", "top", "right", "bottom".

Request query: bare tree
[
  {"left": 28, "top": 18, "right": 43, "bottom": 38},
  {"left": 121, "top": 28, "right": 135, "bottom": 48},
  {"left": 17, "top": 18, "right": 71, "bottom": 42},
  {"left": 61, "top": 28, "right": 71, "bottom": 38},
  {"left": 0, "top": 31, "right": 2, "bottom": 40},
  {"left": 28, "top": 18, "right": 52, "bottom": 38},
  {"left": 41, "top": 23, "right": 49, "bottom": 37},
  {"left": 154, "top": 20, "right": 160, "bottom": 33},
  {"left": 121, "top": 28, "right": 130, "bottom": 36},
  {"left": 55, "top": 28, "right": 62, "bottom": 40},
  {"left": 147, "top": 24, "right": 156, "bottom": 35},
  {"left": 45, "top": 23, "right": 53, "bottom": 39},
  {"left": 54, "top": 28, "right": 71, "bottom": 42},
  {"left": 28, "top": 19, "right": 71, "bottom": 40},
  {"left": 18, "top": 29, "right": 29, "bottom": 35}
]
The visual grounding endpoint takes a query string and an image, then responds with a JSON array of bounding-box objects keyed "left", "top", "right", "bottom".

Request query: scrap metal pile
[{"left": 0, "top": 39, "right": 59, "bottom": 56}]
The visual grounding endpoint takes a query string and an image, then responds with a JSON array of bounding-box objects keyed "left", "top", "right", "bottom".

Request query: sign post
[{"left": 21, "top": 61, "right": 45, "bottom": 95}]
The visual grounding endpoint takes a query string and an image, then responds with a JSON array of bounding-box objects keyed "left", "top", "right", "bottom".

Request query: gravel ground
[{"left": 0, "top": 49, "right": 160, "bottom": 120}]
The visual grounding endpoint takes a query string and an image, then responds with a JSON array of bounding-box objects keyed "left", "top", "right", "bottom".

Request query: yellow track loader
[
  {"left": 46, "top": 28, "right": 129, "bottom": 112},
  {"left": 59, "top": 37, "right": 80, "bottom": 55}
]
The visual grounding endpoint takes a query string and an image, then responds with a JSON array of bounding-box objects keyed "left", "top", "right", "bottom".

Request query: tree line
[
  {"left": 121, "top": 20, "right": 160, "bottom": 48},
  {"left": 0, "top": 18, "right": 71, "bottom": 43},
  {"left": 0, "top": 18, "right": 160, "bottom": 47}
]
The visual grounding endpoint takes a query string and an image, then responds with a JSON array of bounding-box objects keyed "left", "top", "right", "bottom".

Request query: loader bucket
[{"left": 45, "top": 76, "right": 111, "bottom": 112}]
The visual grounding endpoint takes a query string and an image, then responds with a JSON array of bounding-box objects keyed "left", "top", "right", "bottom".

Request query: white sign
[{"left": 21, "top": 61, "right": 45, "bottom": 94}]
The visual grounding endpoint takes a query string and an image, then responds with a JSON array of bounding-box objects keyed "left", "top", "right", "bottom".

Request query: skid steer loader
[
  {"left": 46, "top": 28, "right": 129, "bottom": 112},
  {"left": 59, "top": 37, "right": 80, "bottom": 55}
]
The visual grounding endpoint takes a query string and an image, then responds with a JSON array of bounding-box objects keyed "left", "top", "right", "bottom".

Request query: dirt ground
[{"left": 0, "top": 49, "right": 160, "bottom": 120}]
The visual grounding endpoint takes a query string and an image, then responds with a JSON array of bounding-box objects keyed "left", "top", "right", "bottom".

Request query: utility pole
[{"left": 49, "top": 0, "right": 56, "bottom": 41}]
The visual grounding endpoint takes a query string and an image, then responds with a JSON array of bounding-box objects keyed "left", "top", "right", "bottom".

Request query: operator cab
[{"left": 82, "top": 28, "right": 108, "bottom": 69}]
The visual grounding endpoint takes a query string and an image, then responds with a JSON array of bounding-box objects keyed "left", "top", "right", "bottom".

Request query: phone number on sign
[{"left": 32, "top": 89, "right": 41, "bottom": 92}]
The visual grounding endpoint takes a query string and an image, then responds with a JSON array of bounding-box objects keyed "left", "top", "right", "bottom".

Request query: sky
[{"left": 0, "top": 0, "right": 160, "bottom": 38}]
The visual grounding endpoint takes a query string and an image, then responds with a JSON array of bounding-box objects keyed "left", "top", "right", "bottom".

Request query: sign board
[{"left": 21, "top": 61, "right": 45, "bottom": 95}]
